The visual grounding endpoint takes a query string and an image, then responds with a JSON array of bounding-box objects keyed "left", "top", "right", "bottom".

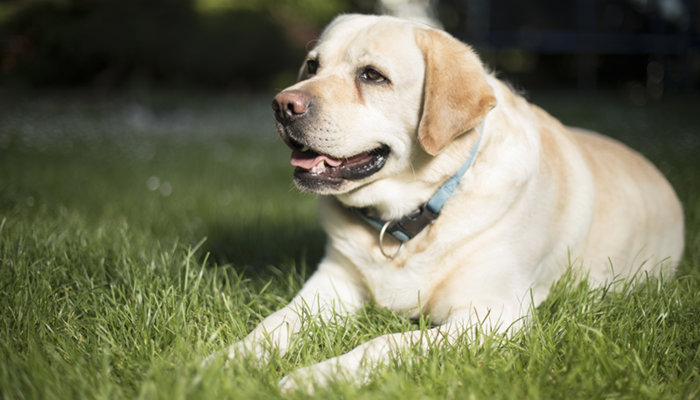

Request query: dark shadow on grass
[{"left": 201, "top": 220, "right": 326, "bottom": 279}]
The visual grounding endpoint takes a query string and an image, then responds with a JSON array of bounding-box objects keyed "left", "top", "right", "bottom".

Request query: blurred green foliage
[
  {"left": 0, "top": 0, "right": 373, "bottom": 89},
  {"left": 195, "top": 0, "right": 351, "bottom": 23}
]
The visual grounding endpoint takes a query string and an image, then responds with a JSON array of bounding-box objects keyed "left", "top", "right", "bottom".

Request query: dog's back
[{"left": 570, "top": 127, "right": 684, "bottom": 283}]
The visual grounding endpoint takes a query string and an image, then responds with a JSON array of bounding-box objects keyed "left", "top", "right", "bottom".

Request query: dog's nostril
[
  {"left": 272, "top": 90, "right": 311, "bottom": 125},
  {"left": 285, "top": 97, "right": 308, "bottom": 116},
  {"left": 286, "top": 101, "right": 302, "bottom": 117}
]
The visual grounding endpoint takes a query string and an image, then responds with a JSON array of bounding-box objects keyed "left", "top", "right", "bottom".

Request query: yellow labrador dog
[{"left": 218, "top": 14, "right": 684, "bottom": 391}]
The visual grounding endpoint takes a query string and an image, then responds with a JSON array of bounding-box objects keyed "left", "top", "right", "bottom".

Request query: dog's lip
[{"left": 288, "top": 143, "right": 390, "bottom": 184}]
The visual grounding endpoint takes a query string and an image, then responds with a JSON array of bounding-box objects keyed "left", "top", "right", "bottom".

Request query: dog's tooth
[
  {"left": 311, "top": 160, "right": 326, "bottom": 174},
  {"left": 312, "top": 160, "right": 326, "bottom": 173}
]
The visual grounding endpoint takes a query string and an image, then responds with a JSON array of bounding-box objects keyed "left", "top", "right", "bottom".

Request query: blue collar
[{"left": 351, "top": 131, "right": 483, "bottom": 258}]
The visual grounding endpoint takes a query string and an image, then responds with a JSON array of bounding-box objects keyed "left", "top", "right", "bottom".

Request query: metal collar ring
[{"left": 378, "top": 220, "right": 405, "bottom": 259}]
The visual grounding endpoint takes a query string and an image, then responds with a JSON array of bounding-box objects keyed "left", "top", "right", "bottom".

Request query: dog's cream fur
[{"left": 215, "top": 15, "right": 684, "bottom": 392}]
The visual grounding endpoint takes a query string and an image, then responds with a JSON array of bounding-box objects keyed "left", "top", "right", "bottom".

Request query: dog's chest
[
  {"left": 366, "top": 260, "right": 432, "bottom": 314},
  {"left": 340, "top": 238, "right": 447, "bottom": 318},
  {"left": 321, "top": 199, "right": 453, "bottom": 317}
]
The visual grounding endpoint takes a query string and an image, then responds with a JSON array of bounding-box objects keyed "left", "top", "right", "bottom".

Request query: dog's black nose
[{"left": 272, "top": 90, "right": 310, "bottom": 125}]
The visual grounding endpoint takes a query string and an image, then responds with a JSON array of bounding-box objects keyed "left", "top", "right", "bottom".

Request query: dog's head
[{"left": 273, "top": 15, "right": 496, "bottom": 212}]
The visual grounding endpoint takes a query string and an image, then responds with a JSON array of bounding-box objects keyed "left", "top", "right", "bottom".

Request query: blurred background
[{"left": 1, "top": 0, "right": 699, "bottom": 99}]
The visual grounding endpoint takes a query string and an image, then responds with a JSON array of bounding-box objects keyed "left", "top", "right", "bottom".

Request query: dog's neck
[
  {"left": 345, "top": 126, "right": 484, "bottom": 255},
  {"left": 338, "top": 127, "right": 485, "bottom": 221}
]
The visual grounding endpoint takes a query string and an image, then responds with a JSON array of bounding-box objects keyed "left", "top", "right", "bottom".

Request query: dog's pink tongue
[{"left": 290, "top": 150, "right": 343, "bottom": 170}]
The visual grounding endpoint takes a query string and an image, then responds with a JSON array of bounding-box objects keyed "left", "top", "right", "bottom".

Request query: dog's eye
[
  {"left": 306, "top": 59, "right": 319, "bottom": 75},
  {"left": 359, "top": 67, "right": 388, "bottom": 84}
]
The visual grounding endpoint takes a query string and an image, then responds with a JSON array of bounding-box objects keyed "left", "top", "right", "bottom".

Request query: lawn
[{"left": 0, "top": 90, "right": 698, "bottom": 399}]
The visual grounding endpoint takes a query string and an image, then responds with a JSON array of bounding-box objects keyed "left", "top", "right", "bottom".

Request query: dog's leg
[
  {"left": 211, "top": 255, "right": 367, "bottom": 363},
  {"left": 278, "top": 306, "right": 522, "bottom": 393}
]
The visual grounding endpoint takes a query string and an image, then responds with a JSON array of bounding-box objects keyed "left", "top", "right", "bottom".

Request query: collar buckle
[
  {"left": 387, "top": 203, "right": 440, "bottom": 242},
  {"left": 368, "top": 203, "right": 440, "bottom": 259}
]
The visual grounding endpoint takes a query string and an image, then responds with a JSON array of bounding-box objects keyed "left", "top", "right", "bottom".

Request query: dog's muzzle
[{"left": 272, "top": 89, "right": 391, "bottom": 192}]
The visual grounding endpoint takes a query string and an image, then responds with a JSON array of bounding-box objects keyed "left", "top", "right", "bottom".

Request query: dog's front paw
[
  {"left": 279, "top": 364, "right": 330, "bottom": 394},
  {"left": 279, "top": 354, "right": 371, "bottom": 394},
  {"left": 202, "top": 340, "right": 271, "bottom": 368}
]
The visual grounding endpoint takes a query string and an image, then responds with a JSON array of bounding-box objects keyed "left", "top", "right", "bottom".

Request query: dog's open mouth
[{"left": 287, "top": 140, "right": 390, "bottom": 186}]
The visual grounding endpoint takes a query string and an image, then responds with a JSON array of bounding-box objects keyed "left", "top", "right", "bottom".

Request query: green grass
[{"left": 0, "top": 91, "right": 698, "bottom": 399}]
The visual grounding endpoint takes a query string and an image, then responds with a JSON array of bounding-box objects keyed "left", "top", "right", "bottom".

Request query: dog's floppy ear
[{"left": 415, "top": 28, "right": 497, "bottom": 156}]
